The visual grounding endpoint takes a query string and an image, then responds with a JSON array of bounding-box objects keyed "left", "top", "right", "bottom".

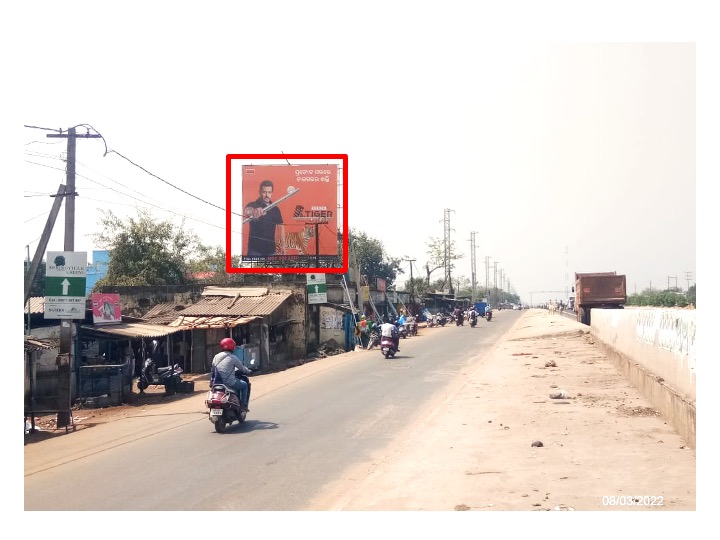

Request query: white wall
[{"left": 591, "top": 308, "right": 696, "bottom": 400}]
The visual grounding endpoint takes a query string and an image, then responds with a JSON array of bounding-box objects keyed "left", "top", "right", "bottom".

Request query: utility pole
[
  {"left": 45, "top": 127, "right": 101, "bottom": 427},
  {"left": 485, "top": 256, "right": 490, "bottom": 299},
  {"left": 442, "top": 209, "right": 454, "bottom": 294},
  {"left": 404, "top": 258, "right": 416, "bottom": 306},
  {"left": 684, "top": 271, "right": 693, "bottom": 296},
  {"left": 499, "top": 269, "right": 504, "bottom": 304},
  {"left": 24, "top": 184, "right": 67, "bottom": 305},
  {"left": 469, "top": 232, "right": 477, "bottom": 302},
  {"left": 564, "top": 246, "right": 569, "bottom": 300},
  {"left": 493, "top": 261, "right": 498, "bottom": 304},
  {"left": 667, "top": 276, "right": 677, "bottom": 292}
]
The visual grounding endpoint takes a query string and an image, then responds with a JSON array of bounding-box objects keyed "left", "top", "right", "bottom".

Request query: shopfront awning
[
  {"left": 167, "top": 315, "right": 261, "bottom": 329},
  {"left": 80, "top": 322, "right": 186, "bottom": 339}
]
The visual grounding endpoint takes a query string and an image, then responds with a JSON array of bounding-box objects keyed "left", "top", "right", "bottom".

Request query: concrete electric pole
[{"left": 45, "top": 127, "right": 101, "bottom": 427}]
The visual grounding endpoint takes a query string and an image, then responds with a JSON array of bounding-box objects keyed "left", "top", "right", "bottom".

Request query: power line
[{"left": 107, "top": 148, "right": 243, "bottom": 217}]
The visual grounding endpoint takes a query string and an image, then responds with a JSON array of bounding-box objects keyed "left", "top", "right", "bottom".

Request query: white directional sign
[
  {"left": 45, "top": 251, "right": 88, "bottom": 319},
  {"left": 306, "top": 273, "right": 327, "bottom": 304}
]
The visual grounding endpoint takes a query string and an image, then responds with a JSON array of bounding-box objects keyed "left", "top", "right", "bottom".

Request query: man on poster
[{"left": 244, "top": 179, "right": 284, "bottom": 257}]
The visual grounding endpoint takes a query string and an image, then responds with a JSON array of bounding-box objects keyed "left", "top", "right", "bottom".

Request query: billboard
[
  {"left": 226, "top": 154, "right": 348, "bottom": 274},
  {"left": 91, "top": 293, "right": 122, "bottom": 324}
]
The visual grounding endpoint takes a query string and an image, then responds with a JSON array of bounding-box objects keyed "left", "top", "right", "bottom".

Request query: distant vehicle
[{"left": 574, "top": 272, "right": 627, "bottom": 325}]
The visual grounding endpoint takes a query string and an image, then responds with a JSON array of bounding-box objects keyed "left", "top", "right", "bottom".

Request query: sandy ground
[
  {"left": 25, "top": 309, "right": 696, "bottom": 513},
  {"left": 309, "top": 309, "right": 696, "bottom": 511}
]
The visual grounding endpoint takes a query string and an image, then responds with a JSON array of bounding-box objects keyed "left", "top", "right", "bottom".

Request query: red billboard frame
[{"left": 226, "top": 154, "right": 348, "bottom": 274}]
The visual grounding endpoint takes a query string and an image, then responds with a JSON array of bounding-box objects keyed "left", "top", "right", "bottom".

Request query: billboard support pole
[{"left": 315, "top": 223, "right": 320, "bottom": 267}]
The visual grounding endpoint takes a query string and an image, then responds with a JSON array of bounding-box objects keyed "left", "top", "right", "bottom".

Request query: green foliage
[
  {"left": 186, "top": 245, "right": 243, "bottom": 284},
  {"left": 627, "top": 287, "right": 693, "bottom": 308},
  {"left": 349, "top": 228, "right": 403, "bottom": 287},
  {"left": 92, "top": 209, "right": 201, "bottom": 287},
  {"left": 405, "top": 276, "right": 429, "bottom": 297}
]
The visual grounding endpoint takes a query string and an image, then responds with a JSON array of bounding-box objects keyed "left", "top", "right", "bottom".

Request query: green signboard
[
  {"left": 45, "top": 276, "right": 87, "bottom": 297},
  {"left": 306, "top": 273, "right": 327, "bottom": 304},
  {"left": 45, "top": 251, "right": 88, "bottom": 319}
]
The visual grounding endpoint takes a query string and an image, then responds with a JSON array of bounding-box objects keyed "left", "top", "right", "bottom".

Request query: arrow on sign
[
  {"left": 314, "top": 285, "right": 319, "bottom": 293},
  {"left": 61, "top": 278, "right": 70, "bottom": 295}
]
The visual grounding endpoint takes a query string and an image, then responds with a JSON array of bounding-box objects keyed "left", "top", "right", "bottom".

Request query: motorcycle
[
  {"left": 380, "top": 335, "right": 397, "bottom": 358},
  {"left": 397, "top": 323, "right": 408, "bottom": 339},
  {"left": 486, "top": 308, "right": 493, "bottom": 322},
  {"left": 205, "top": 369, "right": 251, "bottom": 433},
  {"left": 138, "top": 357, "right": 183, "bottom": 396},
  {"left": 455, "top": 312, "right": 464, "bottom": 326},
  {"left": 469, "top": 312, "right": 478, "bottom": 327},
  {"left": 366, "top": 330, "right": 380, "bottom": 349}
]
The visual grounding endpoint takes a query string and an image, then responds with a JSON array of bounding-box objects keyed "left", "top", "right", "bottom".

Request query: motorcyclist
[
  {"left": 469, "top": 308, "right": 477, "bottom": 324},
  {"left": 380, "top": 316, "right": 400, "bottom": 352},
  {"left": 211, "top": 338, "right": 252, "bottom": 411}
]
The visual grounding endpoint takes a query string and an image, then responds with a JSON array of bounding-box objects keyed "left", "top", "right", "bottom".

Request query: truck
[{"left": 573, "top": 272, "right": 627, "bottom": 325}]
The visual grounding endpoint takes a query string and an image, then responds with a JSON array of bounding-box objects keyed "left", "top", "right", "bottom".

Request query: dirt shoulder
[{"left": 309, "top": 309, "right": 696, "bottom": 511}]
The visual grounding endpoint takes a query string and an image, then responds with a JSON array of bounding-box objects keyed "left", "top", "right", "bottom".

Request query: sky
[
  {"left": 16, "top": 7, "right": 706, "bottom": 308},
  {"left": 10, "top": 0, "right": 717, "bottom": 534}
]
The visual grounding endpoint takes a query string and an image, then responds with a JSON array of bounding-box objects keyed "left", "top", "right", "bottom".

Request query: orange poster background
[{"left": 241, "top": 164, "right": 338, "bottom": 258}]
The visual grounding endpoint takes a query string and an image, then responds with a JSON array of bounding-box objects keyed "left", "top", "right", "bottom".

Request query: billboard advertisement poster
[
  {"left": 226, "top": 154, "right": 348, "bottom": 274},
  {"left": 91, "top": 293, "right": 122, "bottom": 324}
]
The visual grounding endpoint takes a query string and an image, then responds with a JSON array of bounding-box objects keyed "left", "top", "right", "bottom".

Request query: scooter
[
  {"left": 138, "top": 357, "right": 184, "bottom": 396},
  {"left": 380, "top": 335, "right": 397, "bottom": 358},
  {"left": 205, "top": 369, "right": 251, "bottom": 433}
]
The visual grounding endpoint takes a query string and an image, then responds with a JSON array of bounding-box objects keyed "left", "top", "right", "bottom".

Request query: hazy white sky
[
  {"left": 17, "top": 5, "right": 707, "bottom": 307},
  {"left": 10, "top": 0, "right": 718, "bottom": 533}
]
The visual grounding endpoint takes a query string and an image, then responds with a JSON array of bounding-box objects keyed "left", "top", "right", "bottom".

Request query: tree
[
  {"left": 349, "top": 228, "right": 403, "bottom": 287},
  {"left": 627, "top": 288, "right": 691, "bottom": 308},
  {"left": 687, "top": 284, "right": 696, "bottom": 307},
  {"left": 186, "top": 245, "right": 243, "bottom": 284},
  {"left": 92, "top": 209, "right": 201, "bottom": 287},
  {"left": 424, "top": 236, "right": 464, "bottom": 289}
]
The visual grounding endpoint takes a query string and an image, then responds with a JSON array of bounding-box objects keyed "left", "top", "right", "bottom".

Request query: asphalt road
[{"left": 24, "top": 312, "right": 521, "bottom": 510}]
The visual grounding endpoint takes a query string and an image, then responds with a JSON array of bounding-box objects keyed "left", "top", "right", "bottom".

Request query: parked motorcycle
[
  {"left": 138, "top": 358, "right": 183, "bottom": 396},
  {"left": 366, "top": 330, "right": 380, "bottom": 349},
  {"left": 205, "top": 370, "right": 251, "bottom": 433},
  {"left": 380, "top": 335, "right": 397, "bottom": 359}
]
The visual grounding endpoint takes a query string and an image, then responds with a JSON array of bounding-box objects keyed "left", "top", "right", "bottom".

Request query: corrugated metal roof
[
  {"left": 24, "top": 297, "right": 45, "bottom": 314},
  {"left": 24, "top": 336, "right": 58, "bottom": 351},
  {"left": 141, "top": 302, "right": 190, "bottom": 324},
  {"left": 80, "top": 322, "right": 185, "bottom": 338},
  {"left": 202, "top": 286, "right": 269, "bottom": 297},
  {"left": 168, "top": 315, "right": 260, "bottom": 329},
  {"left": 179, "top": 292, "right": 292, "bottom": 317}
]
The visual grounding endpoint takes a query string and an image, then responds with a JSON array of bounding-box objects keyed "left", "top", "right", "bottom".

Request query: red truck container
[{"left": 574, "top": 272, "right": 627, "bottom": 325}]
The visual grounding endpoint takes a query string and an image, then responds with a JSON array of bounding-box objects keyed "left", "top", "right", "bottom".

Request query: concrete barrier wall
[{"left": 590, "top": 308, "right": 696, "bottom": 448}]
